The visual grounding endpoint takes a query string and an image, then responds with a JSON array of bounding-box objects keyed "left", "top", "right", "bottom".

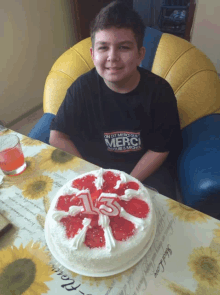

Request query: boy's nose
[
  {"left": 107, "top": 55, "right": 120, "bottom": 62},
  {"left": 107, "top": 49, "right": 120, "bottom": 62}
]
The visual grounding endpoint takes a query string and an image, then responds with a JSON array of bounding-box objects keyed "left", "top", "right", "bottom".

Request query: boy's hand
[
  {"left": 49, "top": 130, "right": 83, "bottom": 159},
  {"left": 130, "top": 150, "right": 169, "bottom": 182}
]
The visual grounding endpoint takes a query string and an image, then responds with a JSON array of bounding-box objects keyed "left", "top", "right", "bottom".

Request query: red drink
[
  {"left": 0, "top": 134, "right": 26, "bottom": 176},
  {"left": 0, "top": 147, "right": 24, "bottom": 171}
]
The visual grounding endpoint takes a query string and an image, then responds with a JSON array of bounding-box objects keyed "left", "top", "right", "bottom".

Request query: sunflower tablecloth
[{"left": 1, "top": 130, "right": 220, "bottom": 295}]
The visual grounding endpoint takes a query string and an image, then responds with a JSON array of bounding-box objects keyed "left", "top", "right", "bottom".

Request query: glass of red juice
[{"left": 0, "top": 134, "right": 27, "bottom": 176}]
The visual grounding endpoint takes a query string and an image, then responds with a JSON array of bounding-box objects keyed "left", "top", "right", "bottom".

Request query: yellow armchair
[
  {"left": 43, "top": 37, "right": 94, "bottom": 116},
  {"left": 43, "top": 34, "right": 220, "bottom": 129}
]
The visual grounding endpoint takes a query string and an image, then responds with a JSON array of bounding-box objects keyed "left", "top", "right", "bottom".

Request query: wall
[
  {"left": 0, "top": 0, "right": 77, "bottom": 125},
  {"left": 190, "top": 0, "right": 220, "bottom": 73}
]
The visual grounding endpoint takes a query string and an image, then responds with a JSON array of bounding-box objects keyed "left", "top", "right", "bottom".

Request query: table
[{"left": 1, "top": 129, "right": 220, "bottom": 295}]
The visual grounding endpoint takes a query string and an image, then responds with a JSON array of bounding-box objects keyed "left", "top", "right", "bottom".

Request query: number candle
[
  {"left": 77, "top": 191, "right": 99, "bottom": 215},
  {"left": 77, "top": 191, "right": 120, "bottom": 216}
]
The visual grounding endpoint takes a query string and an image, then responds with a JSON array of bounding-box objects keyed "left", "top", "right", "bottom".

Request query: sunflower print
[
  {"left": 0, "top": 128, "right": 12, "bottom": 135},
  {"left": 166, "top": 199, "right": 211, "bottom": 223},
  {"left": 43, "top": 195, "right": 51, "bottom": 213},
  {"left": 36, "top": 147, "right": 83, "bottom": 172},
  {"left": 188, "top": 246, "right": 220, "bottom": 289},
  {"left": 213, "top": 223, "right": 220, "bottom": 245},
  {"left": 22, "top": 175, "right": 53, "bottom": 200},
  {"left": 21, "top": 136, "right": 43, "bottom": 146},
  {"left": 163, "top": 278, "right": 220, "bottom": 295},
  {"left": 36, "top": 214, "right": 46, "bottom": 229},
  {"left": 1, "top": 157, "right": 39, "bottom": 189},
  {"left": 36, "top": 196, "right": 51, "bottom": 228},
  {"left": 164, "top": 279, "right": 195, "bottom": 295},
  {"left": 0, "top": 241, "right": 54, "bottom": 295}
]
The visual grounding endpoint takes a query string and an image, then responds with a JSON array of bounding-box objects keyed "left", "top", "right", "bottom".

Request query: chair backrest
[
  {"left": 43, "top": 33, "right": 220, "bottom": 129},
  {"left": 151, "top": 34, "right": 220, "bottom": 128}
]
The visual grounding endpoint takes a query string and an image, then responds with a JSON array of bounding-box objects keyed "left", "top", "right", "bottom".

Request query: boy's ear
[
  {"left": 139, "top": 46, "right": 146, "bottom": 61},
  {"left": 90, "top": 47, "right": 94, "bottom": 60}
]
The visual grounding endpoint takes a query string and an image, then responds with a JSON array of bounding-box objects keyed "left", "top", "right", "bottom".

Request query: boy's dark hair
[{"left": 90, "top": 1, "right": 146, "bottom": 51}]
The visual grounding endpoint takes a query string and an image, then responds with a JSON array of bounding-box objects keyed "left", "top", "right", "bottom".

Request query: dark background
[{"left": 71, "top": 0, "right": 195, "bottom": 42}]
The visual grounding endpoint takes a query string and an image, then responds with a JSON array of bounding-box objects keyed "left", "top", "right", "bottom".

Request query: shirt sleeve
[
  {"left": 148, "top": 81, "right": 182, "bottom": 154},
  {"left": 50, "top": 82, "right": 82, "bottom": 137}
]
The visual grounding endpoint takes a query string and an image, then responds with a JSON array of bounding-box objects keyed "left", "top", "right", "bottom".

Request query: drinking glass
[{"left": 0, "top": 134, "right": 27, "bottom": 176}]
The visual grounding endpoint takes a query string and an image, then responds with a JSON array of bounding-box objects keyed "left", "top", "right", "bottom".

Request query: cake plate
[{"left": 45, "top": 212, "right": 157, "bottom": 277}]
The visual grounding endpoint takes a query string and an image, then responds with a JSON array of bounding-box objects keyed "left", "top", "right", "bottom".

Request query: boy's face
[{"left": 90, "top": 27, "right": 146, "bottom": 93}]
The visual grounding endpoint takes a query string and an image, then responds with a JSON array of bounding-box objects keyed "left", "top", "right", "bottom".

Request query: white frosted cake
[{"left": 47, "top": 169, "right": 155, "bottom": 274}]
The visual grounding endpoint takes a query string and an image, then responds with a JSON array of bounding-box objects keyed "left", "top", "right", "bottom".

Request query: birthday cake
[{"left": 47, "top": 169, "right": 156, "bottom": 274}]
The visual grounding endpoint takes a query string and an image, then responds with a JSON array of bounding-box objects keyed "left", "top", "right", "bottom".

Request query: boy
[{"left": 50, "top": 1, "right": 182, "bottom": 199}]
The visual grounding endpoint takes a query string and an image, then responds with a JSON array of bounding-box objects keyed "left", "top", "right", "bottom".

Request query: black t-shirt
[{"left": 50, "top": 66, "right": 182, "bottom": 173}]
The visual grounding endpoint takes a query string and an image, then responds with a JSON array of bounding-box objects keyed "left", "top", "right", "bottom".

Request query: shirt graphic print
[{"left": 104, "top": 131, "right": 142, "bottom": 153}]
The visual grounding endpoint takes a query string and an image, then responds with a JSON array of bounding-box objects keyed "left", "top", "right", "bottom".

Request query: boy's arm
[
  {"left": 130, "top": 150, "right": 169, "bottom": 182},
  {"left": 49, "top": 130, "right": 84, "bottom": 159}
]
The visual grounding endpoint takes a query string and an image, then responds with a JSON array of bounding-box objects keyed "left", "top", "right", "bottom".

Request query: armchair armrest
[
  {"left": 28, "top": 113, "right": 55, "bottom": 144},
  {"left": 177, "top": 114, "right": 220, "bottom": 219}
]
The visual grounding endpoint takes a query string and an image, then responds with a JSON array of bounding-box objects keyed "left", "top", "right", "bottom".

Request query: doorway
[
  {"left": 133, "top": 0, "right": 197, "bottom": 42},
  {"left": 71, "top": 0, "right": 133, "bottom": 42},
  {"left": 71, "top": 0, "right": 196, "bottom": 43}
]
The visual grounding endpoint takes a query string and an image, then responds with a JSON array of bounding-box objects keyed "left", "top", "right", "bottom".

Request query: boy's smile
[{"left": 90, "top": 28, "right": 145, "bottom": 93}]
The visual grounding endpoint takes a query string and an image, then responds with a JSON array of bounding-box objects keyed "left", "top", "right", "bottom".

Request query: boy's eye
[
  {"left": 119, "top": 46, "right": 130, "bottom": 50},
  {"left": 97, "top": 46, "right": 130, "bottom": 51}
]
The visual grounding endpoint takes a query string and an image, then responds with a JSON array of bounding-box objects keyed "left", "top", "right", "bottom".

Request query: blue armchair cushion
[
  {"left": 177, "top": 114, "right": 220, "bottom": 219},
  {"left": 28, "top": 113, "right": 55, "bottom": 144},
  {"left": 140, "top": 27, "right": 163, "bottom": 71}
]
